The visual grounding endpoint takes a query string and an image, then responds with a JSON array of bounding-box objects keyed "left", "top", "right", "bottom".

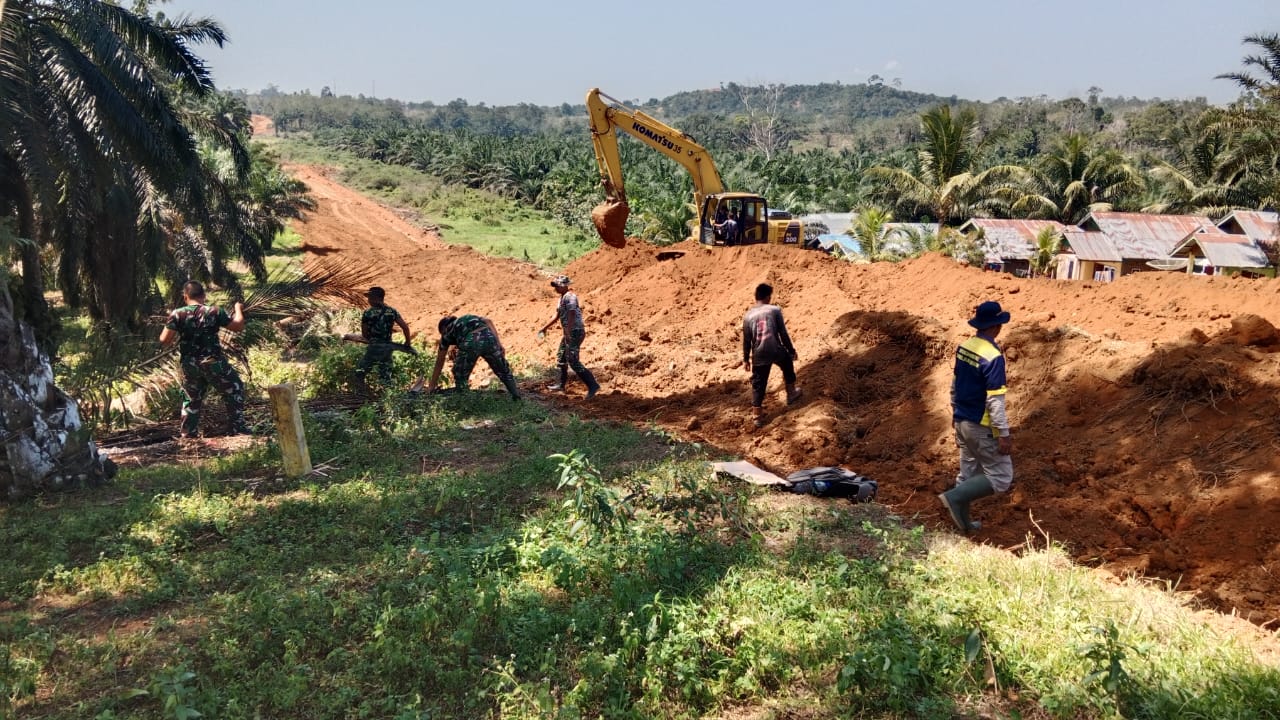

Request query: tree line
[{"left": 266, "top": 38, "right": 1276, "bottom": 251}]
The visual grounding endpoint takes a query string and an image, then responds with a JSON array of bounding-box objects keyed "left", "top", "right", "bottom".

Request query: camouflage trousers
[
  {"left": 557, "top": 328, "right": 598, "bottom": 391},
  {"left": 355, "top": 343, "right": 396, "bottom": 384},
  {"left": 453, "top": 329, "right": 519, "bottom": 399},
  {"left": 180, "top": 355, "right": 246, "bottom": 436}
]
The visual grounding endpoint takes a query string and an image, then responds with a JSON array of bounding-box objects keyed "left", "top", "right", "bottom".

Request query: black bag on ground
[{"left": 783, "top": 467, "right": 877, "bottom": 503}]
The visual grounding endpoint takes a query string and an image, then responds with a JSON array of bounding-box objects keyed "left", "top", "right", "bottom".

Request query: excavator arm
[{"left": 587, "top": 88, "right": 725, "bottom": 247}]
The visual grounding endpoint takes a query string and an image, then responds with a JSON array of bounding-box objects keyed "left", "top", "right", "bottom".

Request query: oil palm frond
[
  {"left": 235, "top": 263, "right": 320, "bottom": 320},
  {"left": 298, "top": 257, "right": 378, "bottom": 308},
  {"left": 101, "top": 255, "right": 373, "bottom": 415}
]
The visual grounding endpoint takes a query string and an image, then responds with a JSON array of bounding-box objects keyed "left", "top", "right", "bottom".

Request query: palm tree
[
  {"left": 0, "top": 0, "right": 240, "bottom": 497},
  {"left": 1212, "top": 33, "right": 1280, "bottom": 211},
  {"left": 0, "top": 0, "right": 229, "bottom": 331},
  {"left": 632, "top": 171, "right": 696, "bottom": 244},
  {"left": 848, "top": 206, "right": 894, "bottom": 261},
  {"left": 897, "top": 224, "right": 965, "bottom": 259},
  {"left": 1028, "top": 226, "right": 1061, "bottom": 277},
  {"left": 1141, "top": 113, "right": 1257, "bottom": 215},
  {"left": 866, "top": 105, "right": 1032, "bottom": 225},
  {"left": 1217, "top": 33, "right": 1280, "bottom": 102},
  {"left": 1018, "top": 134, "right": 1144, "bottom": 223}
]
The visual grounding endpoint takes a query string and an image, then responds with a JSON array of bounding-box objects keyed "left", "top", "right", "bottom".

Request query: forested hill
[
  {"left": 248, "top": 81, "right": 965, "bottom": 134},
  {"left": 245, "top": 79, "right": 1209, "bottom": 153},
  {"left": 653, "top": 81, "right": 956, "bottom": 120}
]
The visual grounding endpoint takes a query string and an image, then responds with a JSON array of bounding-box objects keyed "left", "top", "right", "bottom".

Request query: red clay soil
[
  {"left": 290, "top": 164, "right": 1280, "bottom": 626},
  {"left": 250, "top": 114, "right": 274, "bottom": 136}
]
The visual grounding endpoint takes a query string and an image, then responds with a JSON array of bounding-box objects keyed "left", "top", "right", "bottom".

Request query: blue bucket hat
[{"left": 968, "top": 301, "right": 1011, "bottom": 330}]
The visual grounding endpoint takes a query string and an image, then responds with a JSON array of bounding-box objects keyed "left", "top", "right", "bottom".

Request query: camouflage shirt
[
  {"left": 441, "top": 314, "right": 492, "bottom": 351},
  {"left": 165, "top": 304, "right": 231, "bottom": 361},
  {"left": 362, "top": 305, "right": 402, "bottom": 344}
]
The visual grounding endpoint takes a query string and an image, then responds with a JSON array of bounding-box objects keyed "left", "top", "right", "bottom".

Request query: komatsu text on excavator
[{"left": 587, "top": 88, "right": 803, "bottom": 249}]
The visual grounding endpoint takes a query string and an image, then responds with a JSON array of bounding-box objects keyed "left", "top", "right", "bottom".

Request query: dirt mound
[
  {"left": 554, "top": 243, "right": 1280, "bottom": 624},
  {"left": 291, "top": 165, "right": 1280, "bottom": 625},
  {"left": 1214, "top": 313, "right": 1280, "bottom": 348}
]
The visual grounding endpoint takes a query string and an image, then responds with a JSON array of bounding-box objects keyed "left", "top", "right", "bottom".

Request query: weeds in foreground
[{"left": 3, "top": 400, "right": 1279, "bottom": 718}]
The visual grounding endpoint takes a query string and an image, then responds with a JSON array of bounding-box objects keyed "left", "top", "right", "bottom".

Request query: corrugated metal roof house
[
  {"left": 1055, "top": 229, "right": 1121, "bottom": 281},
  {"left": 1076, "top": 211, "right": 1214, "bottom": 275},
  {"left": 1170, "top": 229, "right": 1274, "bottom": 277},
  {"left": 958, "top": 218, "right": 1068, "bottom": 275},
  {"left": 1062, "top": 229, "right": 1121, "bottom": 262},
  {"left": 1217, "top": 210, "right": 1279, "bottom": 244}
]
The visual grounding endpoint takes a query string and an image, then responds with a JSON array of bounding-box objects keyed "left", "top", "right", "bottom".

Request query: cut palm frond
[
  {"left": 233, "top": 256, "right": 375, "bottom": 321},
  {"left": 299, "top": 257, "right": 378, "bottom": 308}
]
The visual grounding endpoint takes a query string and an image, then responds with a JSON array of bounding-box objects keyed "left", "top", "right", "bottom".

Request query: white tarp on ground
[{"left": 711, "top": 460, "right": 789, "bottom": 486}]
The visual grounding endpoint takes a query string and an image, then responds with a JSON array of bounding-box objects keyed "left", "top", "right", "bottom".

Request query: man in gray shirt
[
  {"left": 742, "top": 283, "right": 801, "bottom": 428},
  {"left": 538, "top": 275, "right": 600, "bottom": 399}
]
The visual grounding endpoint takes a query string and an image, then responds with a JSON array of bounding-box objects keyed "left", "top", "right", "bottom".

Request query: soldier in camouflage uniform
[
  {"left": 355, "top": 286, "right": 411, "bottom": 389},
  {"left": 159, "top": 281, "right": 249, "bottom": 438},
  {"left": 425, "top": 314, "right": 520, "bottom": 399}
]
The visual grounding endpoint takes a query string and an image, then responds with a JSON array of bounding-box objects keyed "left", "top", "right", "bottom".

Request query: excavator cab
[{"left": 699, "top": 194, "right": 768, "bottom": 246}]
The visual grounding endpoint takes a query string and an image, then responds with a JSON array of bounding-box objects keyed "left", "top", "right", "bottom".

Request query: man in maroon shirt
[{"left": 742, "top": 283, "right": 801, "bottom": 428}]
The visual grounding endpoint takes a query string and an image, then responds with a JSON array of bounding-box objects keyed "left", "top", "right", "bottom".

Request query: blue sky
[{"left": 162, "top": 0, "right": 1277, "bottom": 106}]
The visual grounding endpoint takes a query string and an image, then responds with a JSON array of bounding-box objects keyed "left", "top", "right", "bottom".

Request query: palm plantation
[
  {"left": 0, "top": 1, "right": 306, "bottom": 497},
  {"left": 866, "top": 105, "right": 1032, "bottom": 225}
]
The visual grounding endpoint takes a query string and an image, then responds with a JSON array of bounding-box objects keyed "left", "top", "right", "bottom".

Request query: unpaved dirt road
[{"left": 289, "top": 160, "right": 1280, "bottom": 625}]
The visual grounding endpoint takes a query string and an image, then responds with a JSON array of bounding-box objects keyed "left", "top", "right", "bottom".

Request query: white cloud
[{"left": 884, "top": 60, "right": 900, "bottom": 71}]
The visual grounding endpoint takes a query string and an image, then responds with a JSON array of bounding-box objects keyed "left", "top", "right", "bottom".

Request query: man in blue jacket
[{"left": 940, "top": 301, "right": 1013, "bottom": 534}]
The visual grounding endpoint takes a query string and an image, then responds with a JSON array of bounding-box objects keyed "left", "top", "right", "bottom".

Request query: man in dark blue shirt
[
  {"left": 715, "top": 215, "right": 739, "bottom": 245},
  {"left": 940, "top": 301, "right": 1013, "bottom": 534}
]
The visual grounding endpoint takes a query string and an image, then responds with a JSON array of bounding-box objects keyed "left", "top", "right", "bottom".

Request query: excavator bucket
[{"left": 591, "top": 199, "right": 629, "bottom": 248}]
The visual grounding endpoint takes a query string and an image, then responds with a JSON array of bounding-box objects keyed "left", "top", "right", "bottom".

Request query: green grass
[
  {"left": 4, "top": 393, "right": 1279, "bottom": 719},
  {"left": 264, "top": 225, "right": 305, "bottom": 276},
  {"left": 275, "top": 139, "right": 596, "bottom": 268}
]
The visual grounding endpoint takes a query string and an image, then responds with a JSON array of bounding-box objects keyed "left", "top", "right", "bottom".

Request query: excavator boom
[
  {"left": 587, "top": 88, "right": 725, "bottom": 247},
  {"left": 586, "top": 87, "right": 802, "bottom": 249}
]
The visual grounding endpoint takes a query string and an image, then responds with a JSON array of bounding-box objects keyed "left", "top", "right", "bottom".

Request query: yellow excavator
[{"left": 587, "top": 88, "right": 803, "bottom": 249}]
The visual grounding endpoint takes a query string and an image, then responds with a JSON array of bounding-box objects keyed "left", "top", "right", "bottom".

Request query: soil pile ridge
[
  {"left": 554, "top": 242, "right": 1280, "bottom": 624},
  {"left": 292, "top": 165, "right": 1280, "bottom": 623}
]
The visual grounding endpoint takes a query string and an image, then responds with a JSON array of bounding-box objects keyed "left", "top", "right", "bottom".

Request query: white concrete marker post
[{"left": 268, "top": 383, "right": 312, "bottom": 477}]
